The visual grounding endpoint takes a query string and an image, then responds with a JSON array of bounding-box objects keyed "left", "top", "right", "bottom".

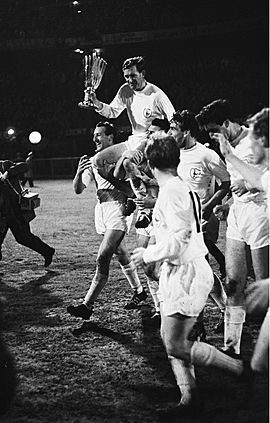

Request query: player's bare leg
[
  {"left": 159, "top": 309, "right": 245, "bottom": 418},
  {"left": 137, "top": 233, "right": 160, "bottom": 320},
  {"left": 224, "top": 238, "right": 247, "bottom": 356},
  {"left": 251, "top": 245, "right": 269, "bottom": 280},
  {"left": 114, "top": 239, "right": 147, "bottom": 308},
  {"left": 67, "top": 229, "right": 125, "bottom": 319}
]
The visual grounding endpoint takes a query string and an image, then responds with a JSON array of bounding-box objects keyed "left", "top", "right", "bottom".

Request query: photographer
[{"left": 0, "top": 159, "right": 55, "bottom": 267}]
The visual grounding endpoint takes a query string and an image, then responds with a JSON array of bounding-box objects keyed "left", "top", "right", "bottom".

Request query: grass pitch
[{"left": 1, "top": 180, "right": 268, "bottom": 423}]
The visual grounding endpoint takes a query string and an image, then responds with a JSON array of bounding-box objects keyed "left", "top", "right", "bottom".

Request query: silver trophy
[{"left": 78, "top": 51, "right": 107, "bottom": 109}]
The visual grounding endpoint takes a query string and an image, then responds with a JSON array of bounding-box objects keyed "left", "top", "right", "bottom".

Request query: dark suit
[{"left": 0, "top": 160, "right": 54, "bottom": 261}]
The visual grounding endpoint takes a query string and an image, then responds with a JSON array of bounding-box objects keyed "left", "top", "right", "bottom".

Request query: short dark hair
[
  {"left": 196, "top": 99, "right": 235, "bottom": 127},
  {"left": 145, "top": 135, "right": 180, "bottom": 170},
  {"left": 122, "top": 56, "right": 146, "bottom": 73},
  {"left": 248, "top": 107, "right": 269, "bottom": 148},
  {"left": 95, "top": 121, "right": 116, "bottom": 138},
  {"left": 171, "top": 109, "right": 200, "bottom": 138},
  {"left": 151, "top": 118, "right": 170, "bottom": 133}
]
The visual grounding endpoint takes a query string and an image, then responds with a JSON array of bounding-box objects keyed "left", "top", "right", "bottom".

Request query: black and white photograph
[{"left": 0, "top": 1, "right": 268, "bottom": 422}]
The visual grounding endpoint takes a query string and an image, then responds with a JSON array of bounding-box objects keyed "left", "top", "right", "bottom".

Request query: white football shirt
[
  {"left": 143, "top": 176, "right": 208, "bottom": 266},
  {"left": 97, "top": 82, "right": 175, "bottom": 140},
  {"left": 177, "top": 142, "right": 230, "bottom": 205}
]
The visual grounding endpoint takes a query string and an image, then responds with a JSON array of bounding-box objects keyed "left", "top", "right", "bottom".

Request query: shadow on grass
[
  {"left": 1, "top": 271, "right": 63, "bottom": 330},
  {"left": 70, "top": 317, "right": 174, "bottom": 383}
]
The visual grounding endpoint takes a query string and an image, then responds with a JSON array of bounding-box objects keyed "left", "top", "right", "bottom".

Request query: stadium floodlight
[
  {"left": 7, "top": 128, "right": 15, "bottom": 136},
  {"left": 4, "top": 126, "right": 17, "bottom": 141},
  {"left": 29, "top": 131, "right": 42, "bottom": 144}
]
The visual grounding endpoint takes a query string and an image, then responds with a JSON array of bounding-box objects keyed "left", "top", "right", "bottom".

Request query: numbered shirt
[
  {"left": 143, "top": 176, "right": 208, "bottom": 266},
  {"left": 97, "top": 82, "right": 175, "bottom": 136},
  {"left": 177, "top": 142, "right": 230, "bottom": 205}
]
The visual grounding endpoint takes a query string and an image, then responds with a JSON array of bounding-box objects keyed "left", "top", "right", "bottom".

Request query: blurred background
[{"left": 0, "top": 0, "right": 268, "bottom": 177}]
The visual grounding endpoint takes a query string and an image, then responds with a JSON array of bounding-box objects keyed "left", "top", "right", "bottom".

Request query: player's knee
[
  {"left": 96, "top": 252, "right": 112, "bottom": 270},
  {"left": 114, "top": 251, "right": 126, "bottom": 264},
  {"left": 224, "top": 278, "right": 240, "bottom": 296},
  {"left": 165, "top": 341, "right": 188, "bottom": 361},
  {"left": 162, "top": 330, "right": 190, "bottom": 360}
]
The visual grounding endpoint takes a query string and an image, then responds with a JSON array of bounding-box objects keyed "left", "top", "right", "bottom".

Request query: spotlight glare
[
  {"left": 7, "top": 128, "right": 15, "bottom": 136},
  {"left": 29, "top": 131, "right": 42, "bottom": 144}
]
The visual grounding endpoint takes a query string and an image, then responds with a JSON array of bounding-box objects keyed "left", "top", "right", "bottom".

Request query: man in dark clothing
[
  {"left": 0, "top": 160, "right": 55, "bottom": 267},
  {"left": 21, "top": 151, "right": 34, "bottom": 188}
]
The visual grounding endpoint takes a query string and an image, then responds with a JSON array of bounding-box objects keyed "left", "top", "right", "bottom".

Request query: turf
[{"left": 1, "top": 180, "right": 268, "bottom": 423}]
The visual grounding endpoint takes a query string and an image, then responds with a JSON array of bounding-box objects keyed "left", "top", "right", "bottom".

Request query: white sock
[
  {"left": 191, "top": 341, "right": 243, "bottom": 375},
  {"left": 83, "top": 270, "right": 108, "bottom": 308},
  {"left": 168, "top": 355, "right": 196, "bottom": 405},
  {"left": 224, "top": 306, "right": 246, "bottom": 354},
  {"left": 120, "top": 262, "right": 143, "bottom": 293},
  {"left": 146, "top": 277, "right": 160, "bottom": 312}
]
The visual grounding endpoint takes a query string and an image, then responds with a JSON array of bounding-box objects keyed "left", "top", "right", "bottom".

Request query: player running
[
  {"left": 132, "top": 134, "right": 251, "bottom": 418},
  {"left": 67, "top": 121, "right": 147, "bottom": 321}
]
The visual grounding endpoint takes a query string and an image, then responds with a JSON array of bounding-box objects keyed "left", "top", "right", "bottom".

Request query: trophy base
[{"left": 78, "top": 101, "right": 96, "bottom": 109}]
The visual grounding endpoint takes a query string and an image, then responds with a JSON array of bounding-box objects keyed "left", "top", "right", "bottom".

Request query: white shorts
[
  {"left": 95, "top": 201, "right": 133, "bottom": 235},
  {"left": 124, "top": 134, "right": 147, "bottom": 151},
  {"left": 158, "top": 257, "right": 214, "bottom": 317},
  {"left": 226, "top": 201, "right": 269, "bottom": 250}
]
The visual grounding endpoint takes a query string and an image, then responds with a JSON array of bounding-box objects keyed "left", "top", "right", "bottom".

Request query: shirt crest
[
  {"left": 190, "top": 167, "right": 202, "bottom": 180},
  {"left": 143, "top": 107, "right": 152, "bottom": 118}
]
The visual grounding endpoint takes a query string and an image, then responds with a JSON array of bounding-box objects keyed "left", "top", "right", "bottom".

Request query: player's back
[{"left": 153, "top": 176, "right": 208, "bottom": 265}]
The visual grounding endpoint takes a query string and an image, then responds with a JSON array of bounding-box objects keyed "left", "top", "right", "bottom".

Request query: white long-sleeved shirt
[
  {"left": 97, "top": 82, "right": 175, "bottom": 139},
  {"left": 143, "top": 176, "right": 208, "bottom": 266}
]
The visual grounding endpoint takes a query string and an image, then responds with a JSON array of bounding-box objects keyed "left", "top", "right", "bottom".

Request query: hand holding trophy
[{"left": 78, "top": 50, "right": 107, "bottom": 109}]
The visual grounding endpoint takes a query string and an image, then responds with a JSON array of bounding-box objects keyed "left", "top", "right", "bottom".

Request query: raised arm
[
  {"left": 0, "top": 160, "right": 28, "bottom": 180},
  {"left": 73, "top": 155, "right": 92, "bottom": 194},
  {"left": 90, "top": 87, "right": 126, "bottom": 119},
  {"left": 212, "top": 133, "right": 265, "bottom": 191}
]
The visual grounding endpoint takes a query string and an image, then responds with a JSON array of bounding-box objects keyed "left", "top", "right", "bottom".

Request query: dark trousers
[
  {"left": 0, "top": 216, "right": 52, "bottom": 258},
  {"left": 21, "top": 177, "right": 34, "bottom": 188}
]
